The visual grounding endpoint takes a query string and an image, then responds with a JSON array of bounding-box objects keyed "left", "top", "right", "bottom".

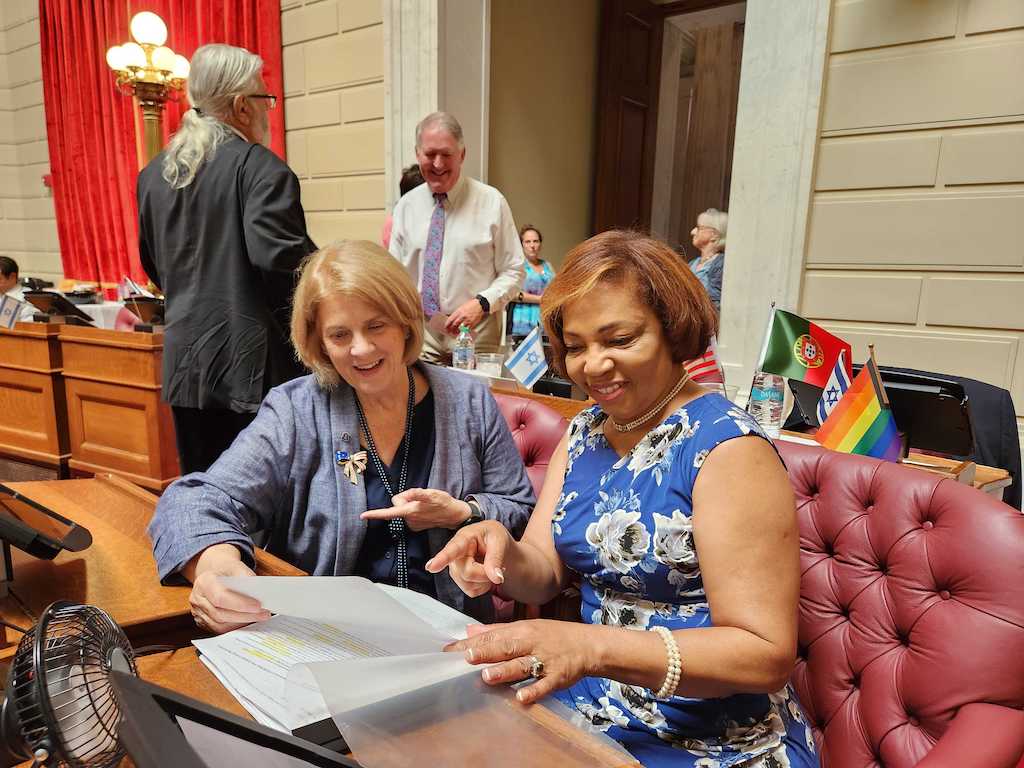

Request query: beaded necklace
[
  {"left": 609, "top": 370, "right": 690, "bottom": 433},
  {"left": 354, "top": 367, "right": 416, "bottom": 589}
]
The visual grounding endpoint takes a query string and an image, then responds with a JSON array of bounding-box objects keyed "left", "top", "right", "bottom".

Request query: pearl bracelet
[{"left": 651, "top": 625, "right": 682, "bottom": 700}]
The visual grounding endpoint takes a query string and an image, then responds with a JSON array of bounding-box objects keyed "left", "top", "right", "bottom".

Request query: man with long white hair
[{"left": 138, "top": 43, "right": 316, "bottom": 474}]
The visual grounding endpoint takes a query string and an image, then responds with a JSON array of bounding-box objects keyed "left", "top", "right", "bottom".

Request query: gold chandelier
[{"left": 105, "top": 12, "right": 190, "bottom": 165}]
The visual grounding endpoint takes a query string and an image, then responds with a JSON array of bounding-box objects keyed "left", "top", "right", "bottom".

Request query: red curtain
[{"left": 39, "top": 0, "right": 285, "bottom": 283}]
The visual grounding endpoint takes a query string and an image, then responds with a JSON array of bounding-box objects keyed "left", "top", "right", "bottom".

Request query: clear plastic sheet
[{"left": 293, "top": 656, "right": 639, "bottom": 768}]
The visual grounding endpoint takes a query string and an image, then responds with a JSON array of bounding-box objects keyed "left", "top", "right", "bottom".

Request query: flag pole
[{"left": 866, "top": 344, "right": 891, "bottom": 408}]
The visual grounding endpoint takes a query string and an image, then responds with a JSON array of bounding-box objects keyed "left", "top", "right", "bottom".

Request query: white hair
[
  {"left": 415, "top": 111, "right": 464, "bottom": 148},
  {"left": 161, "top": 44, "right": 264, "bottom": 189},
  {"left": 697, "top": 208, "right": 728, "bottom": 251}
]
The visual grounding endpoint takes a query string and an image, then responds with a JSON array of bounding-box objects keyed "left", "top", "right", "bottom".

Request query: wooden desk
[
  {"left": 0, "top": 475, "right": 302, "bottom": 655},
  {"left": 0, "top": 322, "right": 69, "bottom": 480},
  {"left": 58, "top": 325, "right": 180, "bottom": 492}
]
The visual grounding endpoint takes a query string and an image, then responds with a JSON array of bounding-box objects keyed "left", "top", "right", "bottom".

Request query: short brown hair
[
  {"left": 540, "top": 230, "right": 718, "bottom": 376},
  {"left": 290, "top": 241, "right": 425, "bottom": 388}
]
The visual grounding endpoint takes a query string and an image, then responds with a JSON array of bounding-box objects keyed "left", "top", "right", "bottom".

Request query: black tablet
[
  {"left": 0, "top": 484, "right": 92, "bottom": 560},
  {"left": 111, "top": 672, "right": 357, "bottom": 768},
  {"left": 22, "top": 290, "right": 95, "bottom": 324}
]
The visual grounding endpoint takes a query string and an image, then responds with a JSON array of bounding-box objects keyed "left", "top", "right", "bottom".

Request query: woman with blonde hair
[
  {"left": 429, "top": 230, "right": 816, "bottom": 767},
  {"left": 688, "top": 208, "right": 727, "bottom": 311},
  {"left": 148, "top": 241, "right": 534, "bottom": 632}
]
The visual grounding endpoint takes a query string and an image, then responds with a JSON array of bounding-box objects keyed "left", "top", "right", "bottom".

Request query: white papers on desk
[{"left": 192, "top": 577, "right": 479, "bottom": 732}]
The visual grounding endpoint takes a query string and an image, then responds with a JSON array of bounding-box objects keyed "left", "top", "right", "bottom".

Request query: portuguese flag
[
  {"left": 815, "top": 355, "right": 903, "bottom": 462},
  {"left": 757, "top": 309, "right": 852, "bottom": 388}
]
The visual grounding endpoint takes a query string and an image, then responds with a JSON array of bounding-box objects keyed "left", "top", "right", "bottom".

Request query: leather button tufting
[
  {"left": 939, "top": 590, "right": 951, "bottom": 600},
  {"left": 922, "top": 520, "right": 934, "bottom": 530},
  {"left": 519, "top": 423, "right": 526, "bottom": 430},
  {"left": 908, "top": 716, "right": 920, "bottom": 727}
]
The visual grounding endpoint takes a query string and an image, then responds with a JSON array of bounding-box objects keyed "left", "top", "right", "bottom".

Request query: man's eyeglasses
[{"left": 247, "top": 93, "right": 278, "bottom": 109}]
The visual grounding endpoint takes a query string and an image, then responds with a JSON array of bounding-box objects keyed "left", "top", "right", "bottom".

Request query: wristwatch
[
  {"left": 475, "top": 294, "right": 491, "bottom": 314},
  {"left": 460, "top": 498, "right": 485, "bottom": 528}
]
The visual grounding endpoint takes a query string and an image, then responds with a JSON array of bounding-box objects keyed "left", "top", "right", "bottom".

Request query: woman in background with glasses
[{"left": 687, "top": 208, "right": 727, "bottom": 312}]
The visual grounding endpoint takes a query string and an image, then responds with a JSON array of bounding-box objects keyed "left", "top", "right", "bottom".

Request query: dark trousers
[{"left": 171, "top": 406, "right": 257, "bottom": 475}]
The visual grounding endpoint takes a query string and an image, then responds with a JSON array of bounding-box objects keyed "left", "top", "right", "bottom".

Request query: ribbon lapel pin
[{"left": 335, "top": 450, "right": 368, "bottom": 485}]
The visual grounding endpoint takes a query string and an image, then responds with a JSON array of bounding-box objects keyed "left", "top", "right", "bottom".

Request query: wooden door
[
  {"left": 674, "top": 21, "right": 745, "bottom": 245},
  {"left": 593, "top": 0, "right": 663, "bottom": 233}
]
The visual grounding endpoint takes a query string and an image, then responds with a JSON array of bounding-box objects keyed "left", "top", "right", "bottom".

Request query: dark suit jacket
[{"left": 138, "top": 135, "right": 316, "bottom": 412}]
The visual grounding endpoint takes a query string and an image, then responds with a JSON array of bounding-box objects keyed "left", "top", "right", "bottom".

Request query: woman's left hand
[
  {"left": 445, "top": 620, "right": 600, "bottom": 704},
  {"left": 361, "top": 488, "right": 471, "bottom": 531}
]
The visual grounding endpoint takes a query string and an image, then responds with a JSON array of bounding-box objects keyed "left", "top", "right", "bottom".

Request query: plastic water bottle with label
[
  {"left": 748, "top": 371, "right": 785, "bottom": 438},
  {"left": 452, "top": 324, "right": 476, "bottom": 370}
]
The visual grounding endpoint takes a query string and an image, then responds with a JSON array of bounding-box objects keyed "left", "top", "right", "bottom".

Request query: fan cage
[{"left": 10, "top": 602, "right": 137, "bottom": 768}]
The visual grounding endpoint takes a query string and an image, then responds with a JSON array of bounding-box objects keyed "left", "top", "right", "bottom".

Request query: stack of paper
[{"left": 192, "top": 578, "right": 478, "bottom": 732}]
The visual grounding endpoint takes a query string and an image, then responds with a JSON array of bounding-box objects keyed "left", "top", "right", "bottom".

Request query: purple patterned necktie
[{"left": 420, "top": 193, "right": 447, "bottom": 317}]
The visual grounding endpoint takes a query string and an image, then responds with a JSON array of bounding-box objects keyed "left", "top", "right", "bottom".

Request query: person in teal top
[{"left": 511, "top": 225, "right": 556, "bottom": 337}]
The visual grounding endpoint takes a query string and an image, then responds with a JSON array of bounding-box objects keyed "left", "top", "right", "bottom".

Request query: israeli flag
[
  {"left": 816, "top": 349, "right": 852, "bottom": 425},
  {"left": 0, "top": 294, "right": 24, "bottom": 329},
  {"left": 505, "top": 325, "right": 548, "bottom": 389}
]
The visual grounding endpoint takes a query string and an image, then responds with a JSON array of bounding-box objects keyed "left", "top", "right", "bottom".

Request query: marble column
[{"left": 719, "top": 0, "right": 832, "bottom": 395}]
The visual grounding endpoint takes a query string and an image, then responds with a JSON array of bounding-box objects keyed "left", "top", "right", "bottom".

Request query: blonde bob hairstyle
[{"left": 290, "top": 241, "right": 425, "bottom": 389}]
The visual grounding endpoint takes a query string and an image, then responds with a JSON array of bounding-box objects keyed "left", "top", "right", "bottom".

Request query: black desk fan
[{"left": 0, "top": 601, "right": 136, "bottom": 767}]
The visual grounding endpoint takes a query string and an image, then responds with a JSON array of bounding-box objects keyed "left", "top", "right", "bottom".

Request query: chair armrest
[
  {"left": 253, "top": 548, "right": 306, "bottom": 576},
  {"left": 915, "top": 703, "right": 1024, "bottom": 768}
]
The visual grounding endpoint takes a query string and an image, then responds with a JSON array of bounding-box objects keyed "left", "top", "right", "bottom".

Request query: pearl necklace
[{"left": 609, "top": 370, "right": 690, "bottom": 433}]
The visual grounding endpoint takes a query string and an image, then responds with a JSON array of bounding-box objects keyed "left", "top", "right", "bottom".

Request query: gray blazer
[{"left": 148, "top": 363, "right": 535, "bottom": 617}]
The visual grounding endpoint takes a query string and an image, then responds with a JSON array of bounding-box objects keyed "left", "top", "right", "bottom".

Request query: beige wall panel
[
  {"left": 802, "top": 273, "right": 922, "bottom": 323},
  {"left": 822, "top": 40, "right": 1024, "bottom": 131},
  {"left": 22, "top": 218, "right": 58, "bottom": 251},
  {"left": 924, "top": 276, "right": 1024, "bottom": 329},
  {"left": 286, "top": 132, "right": 308, "bottom": 177},
  {"left": 0, "top": 87, "right": 11, "bottom": 109},
  {"left": 285, "top": 92, "right": 341, "bottom": 130},
  {"left": 280, "top": 0, "right": 301, "bottom": 9},
  {"left": 16, "top": 139, "right": 47, "bottom": 164},
  {"left": 0, "top": 53, "right": 8, "bottom": 85},
  {"left": 830, "top": 0, "right": 957, "bottom": 54},
  {"left": 341, "top": 175, "right": 384, "bottom": 210},
  {"left": 3, "top": 197, "right": 54, "bottom": 219},
  {"left": 17, "top": 164, "right": 47, "bottom": 192},
  {"left": 11, "top": 80, "right": 41, "bottom": 109},
  {"left": 282, "top": 1, "right": 338, "bottom": 46},
  {"left": 307, "top": 122, "right": 384, "bottom": 176},
  {"left": 0, "top": 145, "right": 16, "bottom": 164},
  {"left": 816, "top": 134, "right": 940, "bottom": 190},
  {"left": 965, "top": 0, "right": 1024, "bottom": 34},
  {"left": 282, "top": 44, "right": 305, "bottom": 96},
  {"left": 299, "top": 179, "right": 345, "bottom": 211},
  {"left": 12, "top": 103, "right": 43, "bottom": 142},
  {"left": 341, "top": 83, "right": 384, "bottom": 123},
  {"left": 5, "top": 44, "right": 39, "bottom": 87},
  {"left": 0, "top": 112, "right": 13, "bottom": 142},
  {"left": 306, "top": 25, "right": 383, "bottom": 92},
  {"left": 3, "top": 20, "right": 38, "bottom": 53},
  {"left": 341, "top": 0, "right": 383, "bottom": 32},
  {"left": 306, "top": 211, "right": 385, "bottom": 245},
  {"left": 1014, "top": 338, "right": 1024, "bottom": 415},
  {"left": 821, "top": 322, "right": 1016, "bottom": 389},
  {"left": 941, "top": 127, "right": 1024, "bottom": 185},
  {"left": 806, "top": 194, "right": 1024, "bottom": 267}
]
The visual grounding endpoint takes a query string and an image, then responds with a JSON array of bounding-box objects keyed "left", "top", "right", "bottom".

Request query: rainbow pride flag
[{"left": 814, "top": 356, "right": 903, "bottom": 461}]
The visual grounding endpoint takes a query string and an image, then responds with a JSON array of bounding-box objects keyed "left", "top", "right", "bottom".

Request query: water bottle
[
  {"left": 748, "top": 372, "right": 785, "bottom": 438},
  {"left": 452, "top": 324, "right": 476, "bottom": 370}
]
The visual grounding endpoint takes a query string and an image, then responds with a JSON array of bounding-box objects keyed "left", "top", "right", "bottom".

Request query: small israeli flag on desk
[
  {"left": 816, "top": 349, "right": 852, "bottom": 425},
  {"left": 0, "top": 294, "right": 24, "bottom": 329},
  {"left": 505, "top": 325, "right": 548, "bottom": 389}
]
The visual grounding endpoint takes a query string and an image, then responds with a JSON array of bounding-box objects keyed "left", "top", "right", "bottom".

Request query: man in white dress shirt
[{"left": 389, "top": 112, "right": 525, "bottom": 361}]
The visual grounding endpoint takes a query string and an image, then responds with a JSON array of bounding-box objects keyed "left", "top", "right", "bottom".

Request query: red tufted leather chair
[
  {"left": 778, "top": 440, "right": 1024, "bottom": 767},
  {"left": 493, "top": 393, "right": 568, "bottom": 496}
]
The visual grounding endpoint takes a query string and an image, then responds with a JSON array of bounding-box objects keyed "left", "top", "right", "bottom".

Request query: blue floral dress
[
  {"left": 551, "top": 394, "right": 818, "bottom": 768},
  {"left": 511, "top": 260, "right": 555, "bottom": 336}
]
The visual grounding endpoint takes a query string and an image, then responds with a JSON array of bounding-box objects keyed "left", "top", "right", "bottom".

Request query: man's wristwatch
[
  {"left": 460, "top": 498, "right": 485, "bottom": 528},
  {"left": 475, "top": 294, "right": 490, "bottom": 314}
]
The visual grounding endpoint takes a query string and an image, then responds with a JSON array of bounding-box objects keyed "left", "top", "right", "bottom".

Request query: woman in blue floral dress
[
  {"left": 511, "top": 225, "right": 556, "bottom": 337},
  {"left": 431, "top": 231, "right": 818, "bottom": 768}
]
